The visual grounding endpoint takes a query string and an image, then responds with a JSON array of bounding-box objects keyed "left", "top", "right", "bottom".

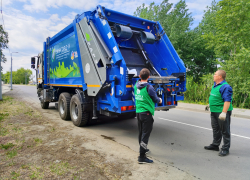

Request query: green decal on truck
[
  {"left": 85, "top": 33, "right": 92, "bottom": 42},
  {"left": 49, "top": 35, "right": 81, "bottom": 78}
]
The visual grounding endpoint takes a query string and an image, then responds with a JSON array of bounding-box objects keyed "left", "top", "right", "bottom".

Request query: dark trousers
[
  {"left": 137, "top": 112, "right": 154, "bottom": 156},
  {"left": 211, "top": 111, "right": 232, "bottom": 151}
]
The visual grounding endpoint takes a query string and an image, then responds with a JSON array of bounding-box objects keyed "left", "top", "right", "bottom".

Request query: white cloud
[
  {"left": 1, "top": 7, "right": 77, "bottom": 74},
  {"left": 23, "top": 0, "right": 99, "bottom": 12}
]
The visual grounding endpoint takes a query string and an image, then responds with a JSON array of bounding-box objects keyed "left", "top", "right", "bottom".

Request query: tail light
[
  {"left": 128, "top": 106, "right": 134, "bottom": 110},
  {"left": 121, "top": 106, "right": 135, "bottom": 111}
]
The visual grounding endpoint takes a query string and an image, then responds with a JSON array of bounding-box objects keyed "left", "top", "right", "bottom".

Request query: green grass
[
  {"left": 12, "top": 127, "right": 23, "bottom": 133},
  {"left": 1, "top": 143, "right": 15, "bottom": 150},
  {"left": 24, "top": 110, "right": 34, "bottom": 116},
  {"left": 0, "top": 96, "right": 13, "bottom": 104},
  {"left": 0, "top": 125, "right": 9, "bottom": 136},
  {"left": 49, "top": 161, "right": 70, "bottom": 176},
  {"left": 29, "top": 167, "right": 44, "bottom": 179},
  {"left": 10, "top": 171, "right": 20, "bottom": 179},
  {"left": 34, "top": 138, "right": 43, "bottom": 145},
  {"left": 6, "top": 149, "right": 18, "bottom": 158},
  {"left": 0, "top": 113, "right": 9, "bottom": 122}
]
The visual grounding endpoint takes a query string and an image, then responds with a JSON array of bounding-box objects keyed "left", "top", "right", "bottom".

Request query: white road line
[{"left": 159, "top": 117, "right": 250, "bottom": 140}]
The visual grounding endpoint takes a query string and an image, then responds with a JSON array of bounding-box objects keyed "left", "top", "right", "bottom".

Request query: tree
[
  {"left": 202, "top": 0, "right": 250, "bottom": 108},
  {"left": 4, "top": 71, "right": 10, "bottom": 83},
  {"left": 205, "top": 0, "right": 250, "bottom": 61},
  {"left": 186, "top": 0, "right": 218, "bottom": 80},
  {"left": 3, "top": 68, "right": 32, "bottom": 84},
  {"left": 134, "top": 0, "right": 217, "bottom": 81},
  {"left": 0, "top": 25, "right": 9, "bottom": 64}
]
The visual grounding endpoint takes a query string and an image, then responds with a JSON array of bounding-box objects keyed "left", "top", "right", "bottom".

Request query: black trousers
[
  {"left": 211, "top": 111, "right": 232, "bottom": 151},
  {"left": 137, "top": 112, "right": 154, "bottom": 155}
]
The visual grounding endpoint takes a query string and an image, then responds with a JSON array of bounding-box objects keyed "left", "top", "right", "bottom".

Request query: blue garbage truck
[{"left": 31, "top": 5, "right": 186, "bottom": 127}]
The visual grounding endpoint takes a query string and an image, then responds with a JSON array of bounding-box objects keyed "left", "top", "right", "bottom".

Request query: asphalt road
[{"left": 11, "top": 85, "right": 250, "bottom": 180}]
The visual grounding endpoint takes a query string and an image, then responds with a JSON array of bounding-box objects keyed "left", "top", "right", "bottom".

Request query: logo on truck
[
  {"left": 85, "top": 33, "right": 98, "bottom": 64},
  {"left": 85, "top": 33, "right": 92, "bottom": 42}
]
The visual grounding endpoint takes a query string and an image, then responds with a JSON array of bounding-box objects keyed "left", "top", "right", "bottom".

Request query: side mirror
[
  {"left": 31, "top": 57, "right": 36, "bottom": 69},
  {"left": 31, "top": 57, "right": 35, "bottom": 65}
]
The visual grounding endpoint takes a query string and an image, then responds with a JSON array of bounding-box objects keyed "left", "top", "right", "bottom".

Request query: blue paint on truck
[{"left": 32, "top": 5, "right": 186, "bottom": 127}]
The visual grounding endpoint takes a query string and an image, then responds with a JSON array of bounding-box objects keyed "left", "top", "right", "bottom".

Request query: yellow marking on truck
[
  {"left": 45, "top": 84, "right": 83, "bottom": 87},
  {"left": 87, "top": 85, "right": 101, "bottom": 87},
  {"left": 126, "top": 85, "right": 132, "bottom": 88}
]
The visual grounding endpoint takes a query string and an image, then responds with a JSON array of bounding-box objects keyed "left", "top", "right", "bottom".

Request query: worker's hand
[
  {"left": 159, "top": 98, "right": 162, "bottom": 104},
  {"left": 219, "top": 112, "right": 227, "bottom": 121},
  {"left": 205, "top": 104, "right": 210, "bottom": 111}
]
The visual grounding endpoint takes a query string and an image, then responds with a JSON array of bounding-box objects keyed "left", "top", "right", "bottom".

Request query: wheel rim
[
  {"left": 59, "top": 99, "right": 65, "bottom": 115},
  {"left": 71, "top": 102, "right": 78, "bottom": 120}
]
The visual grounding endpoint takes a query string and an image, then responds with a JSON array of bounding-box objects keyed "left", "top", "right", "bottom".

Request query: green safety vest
[
  {"left": 209, "top": 82, "right": 233, "bottom": 112},
  {"left": 134, "top": 83, "right": 155, "bottom": 115}
]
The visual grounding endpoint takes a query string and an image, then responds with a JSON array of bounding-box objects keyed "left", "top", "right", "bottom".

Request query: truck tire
[
  {"left": 70, "top": 94, "right": 90, "bottom": 127},
  {"left": 58, "top": 93, "right": 71, "bottom": 120}
]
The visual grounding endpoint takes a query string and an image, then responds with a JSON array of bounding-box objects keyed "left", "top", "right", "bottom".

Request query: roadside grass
[
  {"left": 29, "top": 166, "right": 44, "bottom": 179},
  {"left": 10, "top": 171, "right": 20, "bottom": 180},
  {"left": 34, "top": 138, "right": 43, "bottom": 145},
  {"left": 49, "top": 161, "right": 71, "bottom": 176},
  {"left": 0, "top": 143, "right": 15, "bottom": 150},
  {"left": 0, "top": 95, "right": 128, "bottom": 179},
  {"left": 6, "top": 148, "right": 18, "bottom": 158}
]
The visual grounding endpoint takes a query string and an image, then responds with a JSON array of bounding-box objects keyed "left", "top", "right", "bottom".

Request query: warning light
[{"left": 147, "top": 26, "right": 150, "bottom": 30}]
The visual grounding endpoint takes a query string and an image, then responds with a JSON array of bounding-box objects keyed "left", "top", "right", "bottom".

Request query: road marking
[{"left": 159, "top": 117, "right": 250, "bottom": 140}]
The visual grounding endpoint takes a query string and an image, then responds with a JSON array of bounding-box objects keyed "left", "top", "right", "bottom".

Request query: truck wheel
[
  {"left": 58, "top": 93, "right": 71, "bottom": 120},
  {"left": 70, "top": 94, "right": 89, "bottom": 127}
]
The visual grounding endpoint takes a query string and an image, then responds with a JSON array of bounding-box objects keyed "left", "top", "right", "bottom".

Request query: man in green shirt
[
  {"left": 134, "top": 68, "right": 162, "bottom": 163},
  {"left": 204, "top": 70, "right": 233, "bottom": 156}
]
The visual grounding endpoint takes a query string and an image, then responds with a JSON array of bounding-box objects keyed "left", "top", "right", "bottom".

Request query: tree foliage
[
  {"left": 0, "top": 25, "right": 9, "bottom": 64},
  {"left": 209, "top": 0, "right": 250, "bottom": 108},
  {"left": 134, "top": 0, "right": 217, "bottom": 81},
  {"left": 135, "top": 0, "right": 250, "bottom": 108},
  {"left": 4, "top": 68, "right": 32, "bottom": 84}
]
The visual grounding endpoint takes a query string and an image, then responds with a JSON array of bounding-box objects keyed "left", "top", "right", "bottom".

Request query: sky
[{"left": 1, "top": 0, "right": 216, "bottom": 78}]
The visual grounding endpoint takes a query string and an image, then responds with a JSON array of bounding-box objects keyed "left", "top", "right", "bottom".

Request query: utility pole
[
  {"left": 10, "top": 52, "right": 18, "bottom": 90},
  {"left": 0, "top": 51, "right": 2, "bottom": 101}
]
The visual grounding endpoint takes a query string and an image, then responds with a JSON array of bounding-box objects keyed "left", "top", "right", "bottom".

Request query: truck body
[{"left": 31, "top": 5, "right": 186, "bottom": 126}]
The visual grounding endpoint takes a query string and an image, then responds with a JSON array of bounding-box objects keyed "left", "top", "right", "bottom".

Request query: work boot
[
  {"left": 145, "top": 149, "right": 150, "bottom": 154},
  {"left": 138, "top": 156, "right": 153, "bottom": 164},
  {"left": 219, "top": 149, "right": 229, "bottom": 156},
  {"left": 204, "top": 144, "right": 219, "bottom": 151}
]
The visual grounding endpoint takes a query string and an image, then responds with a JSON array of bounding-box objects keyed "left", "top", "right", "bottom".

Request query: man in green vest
[
  {"left": 204, "top": 70, "right": 233, "bottom": 156},
  {"left": 134, "top": 68, "right": 162, "bottom": 164}
]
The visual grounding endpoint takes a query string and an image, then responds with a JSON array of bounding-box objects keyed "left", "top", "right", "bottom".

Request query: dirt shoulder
[{"left": 0, "top": 93, "right": 195, "bottom": 180}]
